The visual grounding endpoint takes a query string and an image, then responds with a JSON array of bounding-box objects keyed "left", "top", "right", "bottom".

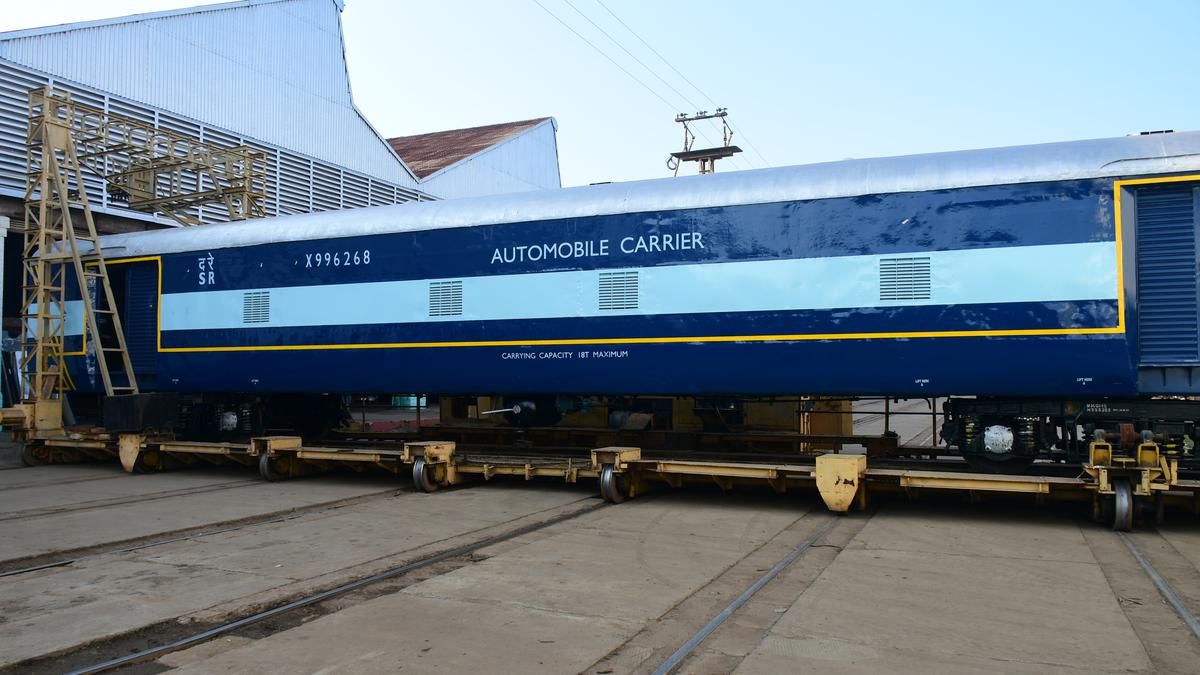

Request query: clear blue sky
[{"left": 4, "top": 0, "right": 1199, "bottom": 186}]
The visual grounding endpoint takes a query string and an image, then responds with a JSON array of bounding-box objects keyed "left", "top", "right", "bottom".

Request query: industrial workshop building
[{"left": 0, "top": 0, "right": 561, "bottom": 331}]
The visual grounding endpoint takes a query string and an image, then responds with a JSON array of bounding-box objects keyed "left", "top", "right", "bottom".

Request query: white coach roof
[{"left": 99, "top": 130, "right": 1200, "bottom": 257}]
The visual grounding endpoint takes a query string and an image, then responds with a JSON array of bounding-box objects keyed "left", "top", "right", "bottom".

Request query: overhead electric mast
[
  {"left": 667, "top": 108, "right": 742, "bottom": 176},
  {"left": 9, "top": 87, "right": 268, "bottom": 435}
]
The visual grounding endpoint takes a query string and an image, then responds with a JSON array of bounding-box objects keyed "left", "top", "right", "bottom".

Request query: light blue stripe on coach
[{"left": 158, "top": 241, "right": 1118, "bottom": 332}]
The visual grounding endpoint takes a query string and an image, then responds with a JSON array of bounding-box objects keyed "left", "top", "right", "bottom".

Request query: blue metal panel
[
  {"left": 1136, "top": 185, "right": 1199, "bottom": 364},
  {"left": 122, "top": 263, "right": 158, "bottom": 376},
  {"left": 137, "top": 336, "right": 1136, "bottom": 398}
]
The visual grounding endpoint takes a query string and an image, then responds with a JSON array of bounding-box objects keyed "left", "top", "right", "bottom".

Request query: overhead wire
[
  {"left": 592, "top": 0, "right": 773, "bottom": 169},
  {"left": 533, "top": 0, "right": 750, "bottom": 172},
  {"left": 558, "top": 0, "right": 748, "bottom": 170},
  {"left": 531, "top": 0, "right": 679, "bottom": 115}
]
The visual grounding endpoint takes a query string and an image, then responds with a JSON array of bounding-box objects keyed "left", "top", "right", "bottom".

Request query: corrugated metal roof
[
  {"left": 98, "top": 130, "right": 1200, "bottom": 257},
  {"left": 0, "top": 0, "right": 416, "bottom": 187},
  {"left": 388, "top": 118, "right": 553, "bottom": 179}
]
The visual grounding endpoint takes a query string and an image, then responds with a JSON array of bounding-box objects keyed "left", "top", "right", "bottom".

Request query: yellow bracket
[
  {"left": 590, "top": 446, "right": 641, "bottom": 470},
  {"left": 249, "top": 435, "right": 302, "bottom": 457},
  {"left": 1089, "top": 441, "right": 1113, "bottom": 466},
  {"left": 816, "top": 454, "right": 867, "bottom": 512}
]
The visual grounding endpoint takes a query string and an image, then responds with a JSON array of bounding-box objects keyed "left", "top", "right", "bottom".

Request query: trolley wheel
[
  {"left": 412, "top": 457, "right": 439, "bottom": 493},
  {"left": 1112, "top": 479, "right": 1133, "bottom": 532},
  {"left": 258, "top": 453, "right": 285, "bottom": 482},
  {"left": 20, "top": 444, "right": 47, "bottom": 467},
  {"left": 599, "top": 464, "right": 627, "bottom": 504}
]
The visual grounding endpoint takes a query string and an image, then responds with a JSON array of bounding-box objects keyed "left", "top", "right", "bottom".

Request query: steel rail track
[
  {"left": 0, "top": 486, "right": 403, "bottom": 577},
  {"left": 651, "top": 516, "right": 839, "bottom": 675},
  {"left": 1118, "top": 532, "right": 1200, "bottom": 641},
  {"left": 65, "top": 501, "right": 606, "bottom": 674},
  {"left": 0, "top": 478, "right": 262, "bottom": 523}
]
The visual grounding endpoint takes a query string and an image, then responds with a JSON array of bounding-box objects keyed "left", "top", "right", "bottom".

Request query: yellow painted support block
[
  {"left": 0, "top": 404, "right": 32, "bottom": 429},
  {"left": 1136, "top": 442, "right": 1159, "bottom": 469},
  {"left": 590, "top": 446, "right": 641, "bottom": 470},
  {"left": 249, "top": 436, "right": 302, "bottom": 457},
  {"left": 816, "top": 454, "right": 866, "bottom": 513},
  {"left": 118, "top": 433, "right": 146, "bottom": 473},
  {"left": 34, "top": 400, "right": 63, "bottom": 433},
  {"left": 405, "top": 441, "right": 457, "bottom": 463}
]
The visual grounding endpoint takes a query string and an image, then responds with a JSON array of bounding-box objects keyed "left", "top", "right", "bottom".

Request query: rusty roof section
[{"left": 387, "top": 117, "right": 552, "bottom": 179}]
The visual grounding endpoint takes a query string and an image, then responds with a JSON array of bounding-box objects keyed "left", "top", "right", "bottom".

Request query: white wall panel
[
  {"left": 420, "top": 121, "right": 562, "bottom": 200},
  {"left": 0, "top": 0, "right": 415, "bottom": 187},
  {"left": 0, "top": 59, "right": 431, "bottom": 222}
]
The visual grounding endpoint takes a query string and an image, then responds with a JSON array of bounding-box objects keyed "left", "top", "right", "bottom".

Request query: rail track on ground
[
  {"left": 0, "top": 485, "right": 403, "bottom": 577},
  {"left": 21, "top": 498, "right": 607, "bottom": 675}
]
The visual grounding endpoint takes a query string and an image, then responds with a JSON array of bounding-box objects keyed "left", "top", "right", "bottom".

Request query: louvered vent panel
[
  {"left": 1136, "top": 185, "right": 1199, "bottom": 364},
  {"left": 429, "top": 281, "right": 463, "bottom": 317},
  {"left": 242, "top": 291, "right": 271, "bottom": 324},
  {"left": 879, "top": 257, "right": 932, "bottom": 301},
  {"left": 599, "top": 271, "right": 639, "bottom": 310},
  {"left": 123, "top": 265, "right": 158, "bottom": 373}
]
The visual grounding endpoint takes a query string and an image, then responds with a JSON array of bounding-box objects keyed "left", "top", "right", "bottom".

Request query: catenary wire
[
  {"left": 556, "top": 0, "right": 744, "bottom": 169},
  {"left": 593, "top": 0, "right": 772, "bottom": 168},
  {"left": 532, "top": 0, "right": 748, "bottom": 171}
]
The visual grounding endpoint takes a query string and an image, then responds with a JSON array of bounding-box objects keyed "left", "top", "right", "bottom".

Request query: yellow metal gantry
[{"left": 8, "top": 87, "right": 269, "bottom": 435}]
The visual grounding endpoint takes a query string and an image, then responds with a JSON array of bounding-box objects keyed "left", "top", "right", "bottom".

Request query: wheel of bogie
[
  {"left": 599, "top": 464, "right": 627, "bottom": 504},
  {"left": 258, "top": 453, "right": 285, "bottom": 482},
  {"left": 412, "top": 457, "right": 438, "bottom": 493},
  {"left": 1154, "top": 492, "right": 1165, "bottom": 526},
  {"left": 1112, "top": 479, "right": 1133, "bottom": 532},
  {"left": 20, "top": 444, "right": 47, "bottom": 467}
]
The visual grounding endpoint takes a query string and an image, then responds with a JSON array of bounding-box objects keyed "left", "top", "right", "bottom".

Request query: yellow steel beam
[{"left": 158, "top": 441, "right": 250, "bottom": 456}]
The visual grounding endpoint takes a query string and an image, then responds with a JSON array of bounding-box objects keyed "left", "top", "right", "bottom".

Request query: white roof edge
[
  {"left": 97, "top": 130, "right": 1200, "bottom": 258},
  {"left": 0, "top": 0, "right": 288, "bottom": 41},
  {"left": 355, "top": 103, "right": 419, "bottom": 184},
  {"left": 419, "top": 117, "right": 558, "bottom": 183}
]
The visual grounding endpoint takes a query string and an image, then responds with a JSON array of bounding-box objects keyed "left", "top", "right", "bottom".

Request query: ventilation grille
[
  {"left": 242, "top": 291, "right": 270, "bottom": 324},
  {"left": 1136, "top": 185, "right": 1198, "bottom": 364},
  {"left": 879, "top": 257, "right": 932, "bottom": 301},
  {"left": 429, "top": 281, "right": 463, "bottom": 317},
  {"left": 599, "top": 271, "right": 639, "bottom": 310}
]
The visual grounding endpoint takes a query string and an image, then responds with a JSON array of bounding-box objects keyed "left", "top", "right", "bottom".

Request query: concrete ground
[
  {"left": 0, "top": 405, "right": 1197, "bottom": 673},
  {"left": 146, "top": 494, "right": 1199, "bottom": 675}
]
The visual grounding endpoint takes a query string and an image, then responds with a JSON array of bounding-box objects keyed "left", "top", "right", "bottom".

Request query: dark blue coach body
[{"left": 64, "top": 132, "right": 1200, "bottom": 399}]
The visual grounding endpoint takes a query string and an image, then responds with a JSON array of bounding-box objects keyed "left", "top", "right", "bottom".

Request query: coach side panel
[{"left": 66, "top": 177, "right": 1132, "bottom": 397}]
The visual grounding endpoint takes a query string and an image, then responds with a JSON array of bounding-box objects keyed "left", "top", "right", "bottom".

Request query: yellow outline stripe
[
  {"left": 1110, "top": 173, "right": 1200, "bottom": 335},
  {"left": 156, "top": 326, "right": 1123, "bottom": 353},
  {"left": 76, "top": 176, "right": 1200, "bottom": 355},
  {"left": 63, "top": 256, "right": 162, "bottom": 357}
]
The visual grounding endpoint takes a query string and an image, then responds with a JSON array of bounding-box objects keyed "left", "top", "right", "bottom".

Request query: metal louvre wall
[
  {"left": 0, "top": 60, "right": 433, "bottom": 225},
  {"left": 122, "top": 263, "right": 158, "bottom": 374},
  {"left": 1136, "top": 184, "right": 1200, "bottom": 364},
  {"left": 0, "top": 0, "right": 418, "bottom": 187}
]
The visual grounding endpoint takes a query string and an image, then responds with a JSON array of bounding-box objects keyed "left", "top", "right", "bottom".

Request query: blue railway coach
[{"left": 61, "top": 132, "right": 1200, "bottom": 471}]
